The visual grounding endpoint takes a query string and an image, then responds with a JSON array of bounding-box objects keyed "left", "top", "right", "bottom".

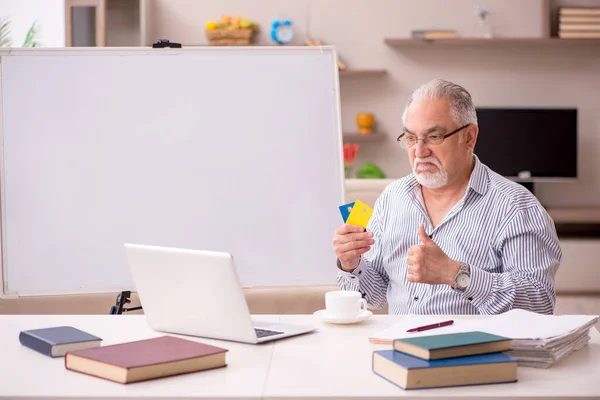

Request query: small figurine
[{"left": 475, "top": 5, "right": 493, "bottom": 38}]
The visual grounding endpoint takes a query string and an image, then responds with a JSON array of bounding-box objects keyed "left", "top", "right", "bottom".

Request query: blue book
[
  {"left": 372, "top": 350, "right": 517, "bottom": 390},
  {"left": 19, "top": 326, "right": 102, "bottom": 357}
]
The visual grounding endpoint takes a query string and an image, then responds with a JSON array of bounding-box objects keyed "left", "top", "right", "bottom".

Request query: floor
[{"left": 555, "top": 295, "right": 600, "bottom": 331}]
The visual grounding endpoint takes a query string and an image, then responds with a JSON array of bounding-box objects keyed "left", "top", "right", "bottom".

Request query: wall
[
  {"left": 0, "top": 0, "right": 65, "bottom": 47},
  {"left": 149, "top": 0, "right": 600, "bottom": 208}
]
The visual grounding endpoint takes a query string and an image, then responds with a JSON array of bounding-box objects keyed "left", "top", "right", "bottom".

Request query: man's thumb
[{"left": 418, "top": 224, "right": 433, "bottom": 245}]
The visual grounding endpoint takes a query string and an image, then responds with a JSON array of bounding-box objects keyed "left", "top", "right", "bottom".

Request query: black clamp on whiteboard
[
  {"left": 109, "top": 290, "right": 143, "bottom": 314},
  {"left": 152, "top": 39, "right": 182, "bottom": 48}
]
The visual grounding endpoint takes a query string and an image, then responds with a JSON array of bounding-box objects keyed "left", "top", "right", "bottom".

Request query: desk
[{"left": 1, "top": 314, "right": 599, "bottom": 399}]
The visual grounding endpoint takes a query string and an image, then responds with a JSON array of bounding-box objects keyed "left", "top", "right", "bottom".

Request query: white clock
[{"left": 271, "top": 20, "right": 294, "bottom": 45}]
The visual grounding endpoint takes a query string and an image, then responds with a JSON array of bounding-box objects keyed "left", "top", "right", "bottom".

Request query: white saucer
[{"left": 313, "top": 309, "right": 373, "bottom": 324}]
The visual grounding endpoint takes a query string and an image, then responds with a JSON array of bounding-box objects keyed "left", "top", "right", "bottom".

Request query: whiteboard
[{"left": 0, "top": 47, "right": 345, "bottom": 297}]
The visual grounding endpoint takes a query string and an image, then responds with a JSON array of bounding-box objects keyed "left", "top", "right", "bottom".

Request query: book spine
[{"left": 19, "top": 332, "right": 54, "bottom": 357}]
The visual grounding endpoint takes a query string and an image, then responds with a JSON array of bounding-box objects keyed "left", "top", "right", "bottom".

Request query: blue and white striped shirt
[{"left": 337, "top": 155, "right": 561, "bottom": 315}]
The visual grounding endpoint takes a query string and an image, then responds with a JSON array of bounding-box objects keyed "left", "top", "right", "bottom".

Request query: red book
[{"left": 65, "top": 335, "right": 228, "bottom": 384}]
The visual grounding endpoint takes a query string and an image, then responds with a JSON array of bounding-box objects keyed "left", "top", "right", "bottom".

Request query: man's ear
[{"left": 464, "top": 124, "right": 478, "bottom": 151}]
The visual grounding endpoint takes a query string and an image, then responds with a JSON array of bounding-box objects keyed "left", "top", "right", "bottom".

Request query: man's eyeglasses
[{"left": 397, "top": 124, "right": 470, "bottom": 149}]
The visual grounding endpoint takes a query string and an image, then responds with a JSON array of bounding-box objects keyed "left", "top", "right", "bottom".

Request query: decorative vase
[{"left": 356, "top": 113, "right": 375, "bottom": 134}]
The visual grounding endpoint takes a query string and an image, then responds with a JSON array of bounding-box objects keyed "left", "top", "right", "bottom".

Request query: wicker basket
[{"left": 205, "top": 28, "right": 256, "bottom": 45}]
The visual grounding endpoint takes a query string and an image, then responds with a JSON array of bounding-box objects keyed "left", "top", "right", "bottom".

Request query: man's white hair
[{"left": 402, "top": 78, "right": 478, "bottom": 128}]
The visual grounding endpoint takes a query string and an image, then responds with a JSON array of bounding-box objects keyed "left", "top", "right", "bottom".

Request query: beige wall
[{"left": 148, "top": 0, "right": 600, "bottom": 208}]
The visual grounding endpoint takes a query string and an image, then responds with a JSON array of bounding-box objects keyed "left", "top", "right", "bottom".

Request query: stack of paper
[
  {"left": 466, "top": 309, "right": 599, "bottom": 368},
  {"left": 369, "top": 309, "right": 599, "bottom": 368}
]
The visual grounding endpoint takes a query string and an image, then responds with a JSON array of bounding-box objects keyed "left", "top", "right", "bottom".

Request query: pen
[{"left": 406, "top": 319, "right": 454, "bottom": 333}]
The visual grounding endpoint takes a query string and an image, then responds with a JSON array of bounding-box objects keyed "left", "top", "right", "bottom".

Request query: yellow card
[{"left": 346, "top": 199, "right": 373, "bottom": 229}]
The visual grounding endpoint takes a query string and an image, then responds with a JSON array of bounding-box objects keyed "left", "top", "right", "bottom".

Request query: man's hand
[
  {"left": 406, "top": 224, "right": 459, "bottom": 286},
  {"left": 333, "top": 224, "right": 374, "bottom": 272}
]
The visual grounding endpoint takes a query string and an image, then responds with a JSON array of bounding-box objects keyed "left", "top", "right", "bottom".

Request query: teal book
[
  {"left": 373, "top": 349, "right": 518, "bottom": 390},
  {"left": 393, "top": 331, "right": 511, "bottom": 360}
]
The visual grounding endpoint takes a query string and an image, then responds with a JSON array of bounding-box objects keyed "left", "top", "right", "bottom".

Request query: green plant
[
  {"left": 0, "top": 18, "right": 41, "bottom": 47},
  {"left": 22, "top": 21, "right": 41, "bottom": 47},
  {"left": 356, "top": 163, "right": 386, "bottom": 179}
]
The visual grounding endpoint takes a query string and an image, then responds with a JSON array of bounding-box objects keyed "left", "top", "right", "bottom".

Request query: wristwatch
[{"left": 453, "top": 262, "right": 471, "bottom": 292}]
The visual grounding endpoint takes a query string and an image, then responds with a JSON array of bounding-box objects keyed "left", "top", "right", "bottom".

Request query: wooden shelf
[
  {"left": 384, "top": 38, "right": 600, "bottom": 47},
  {"left": 339, "top": 69, "right": 387, "bottom": 77},
  {"left": 343, "top": 133, "right": 386, "bottom": 142}
]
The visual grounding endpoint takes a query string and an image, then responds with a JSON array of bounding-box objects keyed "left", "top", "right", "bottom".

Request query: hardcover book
[
  {"left": 373, "top": 349, "right": 517, "bottom": 390},
  {"left": 19, "top": 326, "right": 102, "bottom": 357},
  {"left": 393, "top": 331, "right": 511, "bottom": 360},
  {"left": 65, "top": 335, "right": 228, "bottom": 384}
]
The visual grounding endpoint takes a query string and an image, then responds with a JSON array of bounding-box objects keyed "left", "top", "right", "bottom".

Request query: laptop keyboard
[{"left": 255, "top": 327, "right": 284, "bottom": 338}]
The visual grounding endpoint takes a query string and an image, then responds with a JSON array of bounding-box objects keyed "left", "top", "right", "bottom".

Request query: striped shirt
[{"left": 337, "top": 154, "right": 561, "bottom": 315}]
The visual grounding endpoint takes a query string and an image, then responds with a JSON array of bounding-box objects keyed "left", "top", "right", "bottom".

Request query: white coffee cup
[{"left": 325, "top": 290, "right": 368, "bottom": 319}]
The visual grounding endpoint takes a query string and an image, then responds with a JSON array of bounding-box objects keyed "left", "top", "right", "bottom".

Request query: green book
[{"left": 393, "top": 331, "right": 511, "bottom": 360}]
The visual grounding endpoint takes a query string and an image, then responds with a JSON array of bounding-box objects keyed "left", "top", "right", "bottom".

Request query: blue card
[{"left": 339, "top": 201, "right": 355, "bottom": 223}]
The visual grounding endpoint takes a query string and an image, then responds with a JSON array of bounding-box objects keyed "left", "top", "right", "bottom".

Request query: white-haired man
[{"left": 333, "top": 78, "right": 561, "bottom": 315}]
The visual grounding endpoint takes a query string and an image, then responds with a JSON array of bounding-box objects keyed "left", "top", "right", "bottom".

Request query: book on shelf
[
  {"left": 558, "top": 31, "right": 600, "bottom": 39},
  {"left": 559, "top": 24, "right": 600, "bottom": 32},
  {"left": 372, "top": 350, "right": 518, "bottom": 390},
  {"left": 559, "top": 16, "right": 600, "bottom": 24},
  {"left": 559, "top": 7, "right": 600, "bottom": 16},
  {"left": 65, "top": 335, "right": 228, "bottom": 384}
]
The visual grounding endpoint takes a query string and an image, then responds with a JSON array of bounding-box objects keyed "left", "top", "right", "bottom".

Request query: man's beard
[{"left": 413, "top": 156, "right": 448, "bottom": 189}]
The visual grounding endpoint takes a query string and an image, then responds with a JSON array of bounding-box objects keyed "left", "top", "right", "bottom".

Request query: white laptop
[{"left": 123, "top": 243, "right": 317, "bottom": 344}]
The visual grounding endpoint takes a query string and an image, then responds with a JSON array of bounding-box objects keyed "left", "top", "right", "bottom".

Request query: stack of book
[
  {"left": 558, "top": 7, "right": 600, "bottom": 39},
  {"left": 372, "top": 331, "right": 518, "bottom": 390}
]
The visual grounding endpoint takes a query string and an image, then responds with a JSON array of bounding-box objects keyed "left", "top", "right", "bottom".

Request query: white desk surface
[{"left": 1, "top": 313, "right": 599, "bottom": 399}]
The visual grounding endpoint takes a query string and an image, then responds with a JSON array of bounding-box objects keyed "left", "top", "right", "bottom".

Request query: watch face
[{"left": 457, "top": 273, "right": 470, "bottom": 288}]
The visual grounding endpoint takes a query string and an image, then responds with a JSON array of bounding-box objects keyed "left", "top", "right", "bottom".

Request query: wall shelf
[
  {"left": 384, "top": 38, "right": 600, "bottom": 48},
  {"left": 339, "top": 69, "right": 387, "bottom": 77},
  {"left": 343, "top": 133, "right": 386, "bottom": 142}
]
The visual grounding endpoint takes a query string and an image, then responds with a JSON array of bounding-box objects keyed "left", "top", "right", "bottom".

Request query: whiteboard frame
[{"left": 0, "top": 45, "right": 345, "bottom": 297}]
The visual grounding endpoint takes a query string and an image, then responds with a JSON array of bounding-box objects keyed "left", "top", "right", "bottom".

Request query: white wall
[
  {"left": 150, "top": 0, "right": 600, "bottom": 209},
  {"left": 0, "top": 0, "right": 65, "bottom": 47}
]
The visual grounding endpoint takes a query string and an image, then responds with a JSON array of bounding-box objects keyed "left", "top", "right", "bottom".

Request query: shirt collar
[{"left": 467, "top": 154, "right": 488, "bottom": 196}]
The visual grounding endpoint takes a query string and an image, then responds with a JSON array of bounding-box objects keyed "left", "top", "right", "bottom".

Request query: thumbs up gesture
[{"left": 406, "top": 224, "right": 459, "bottom": 286}]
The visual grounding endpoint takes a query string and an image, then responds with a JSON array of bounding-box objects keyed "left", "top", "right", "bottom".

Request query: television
[{"left": 473, "top": 108, "right": 577, "bottom": 191}]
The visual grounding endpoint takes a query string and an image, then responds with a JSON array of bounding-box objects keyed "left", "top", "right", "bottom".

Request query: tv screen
[{"left": 474, "top": 108, "right": 577, "bottom": 180}]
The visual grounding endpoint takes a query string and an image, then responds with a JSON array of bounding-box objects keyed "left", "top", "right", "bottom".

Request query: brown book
[
  {"left": 559, "top": 8, "right": 600, "bottom": 16},
  {"left": 65, "top": 335, "right": 228, "bottom": 384}
]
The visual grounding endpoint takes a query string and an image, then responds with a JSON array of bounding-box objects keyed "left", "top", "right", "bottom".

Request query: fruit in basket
[
  {"left": 209, "top": 15, "right": 257, "bottom": 31},
  {"left": 240, "top": 18, "right": 252, "bottom": 28}
]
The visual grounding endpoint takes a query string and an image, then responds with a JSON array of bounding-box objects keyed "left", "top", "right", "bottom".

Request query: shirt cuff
[
  {"left": 460, "top": 265, "right": 494, "bottom": 307},
  {"left": 337, "top": 257, "right": 366, "bottom": 280}
]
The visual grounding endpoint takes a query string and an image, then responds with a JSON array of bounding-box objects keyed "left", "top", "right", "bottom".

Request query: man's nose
[{"left": 414, "top": 140, "right": 431, "bottom": 158}]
